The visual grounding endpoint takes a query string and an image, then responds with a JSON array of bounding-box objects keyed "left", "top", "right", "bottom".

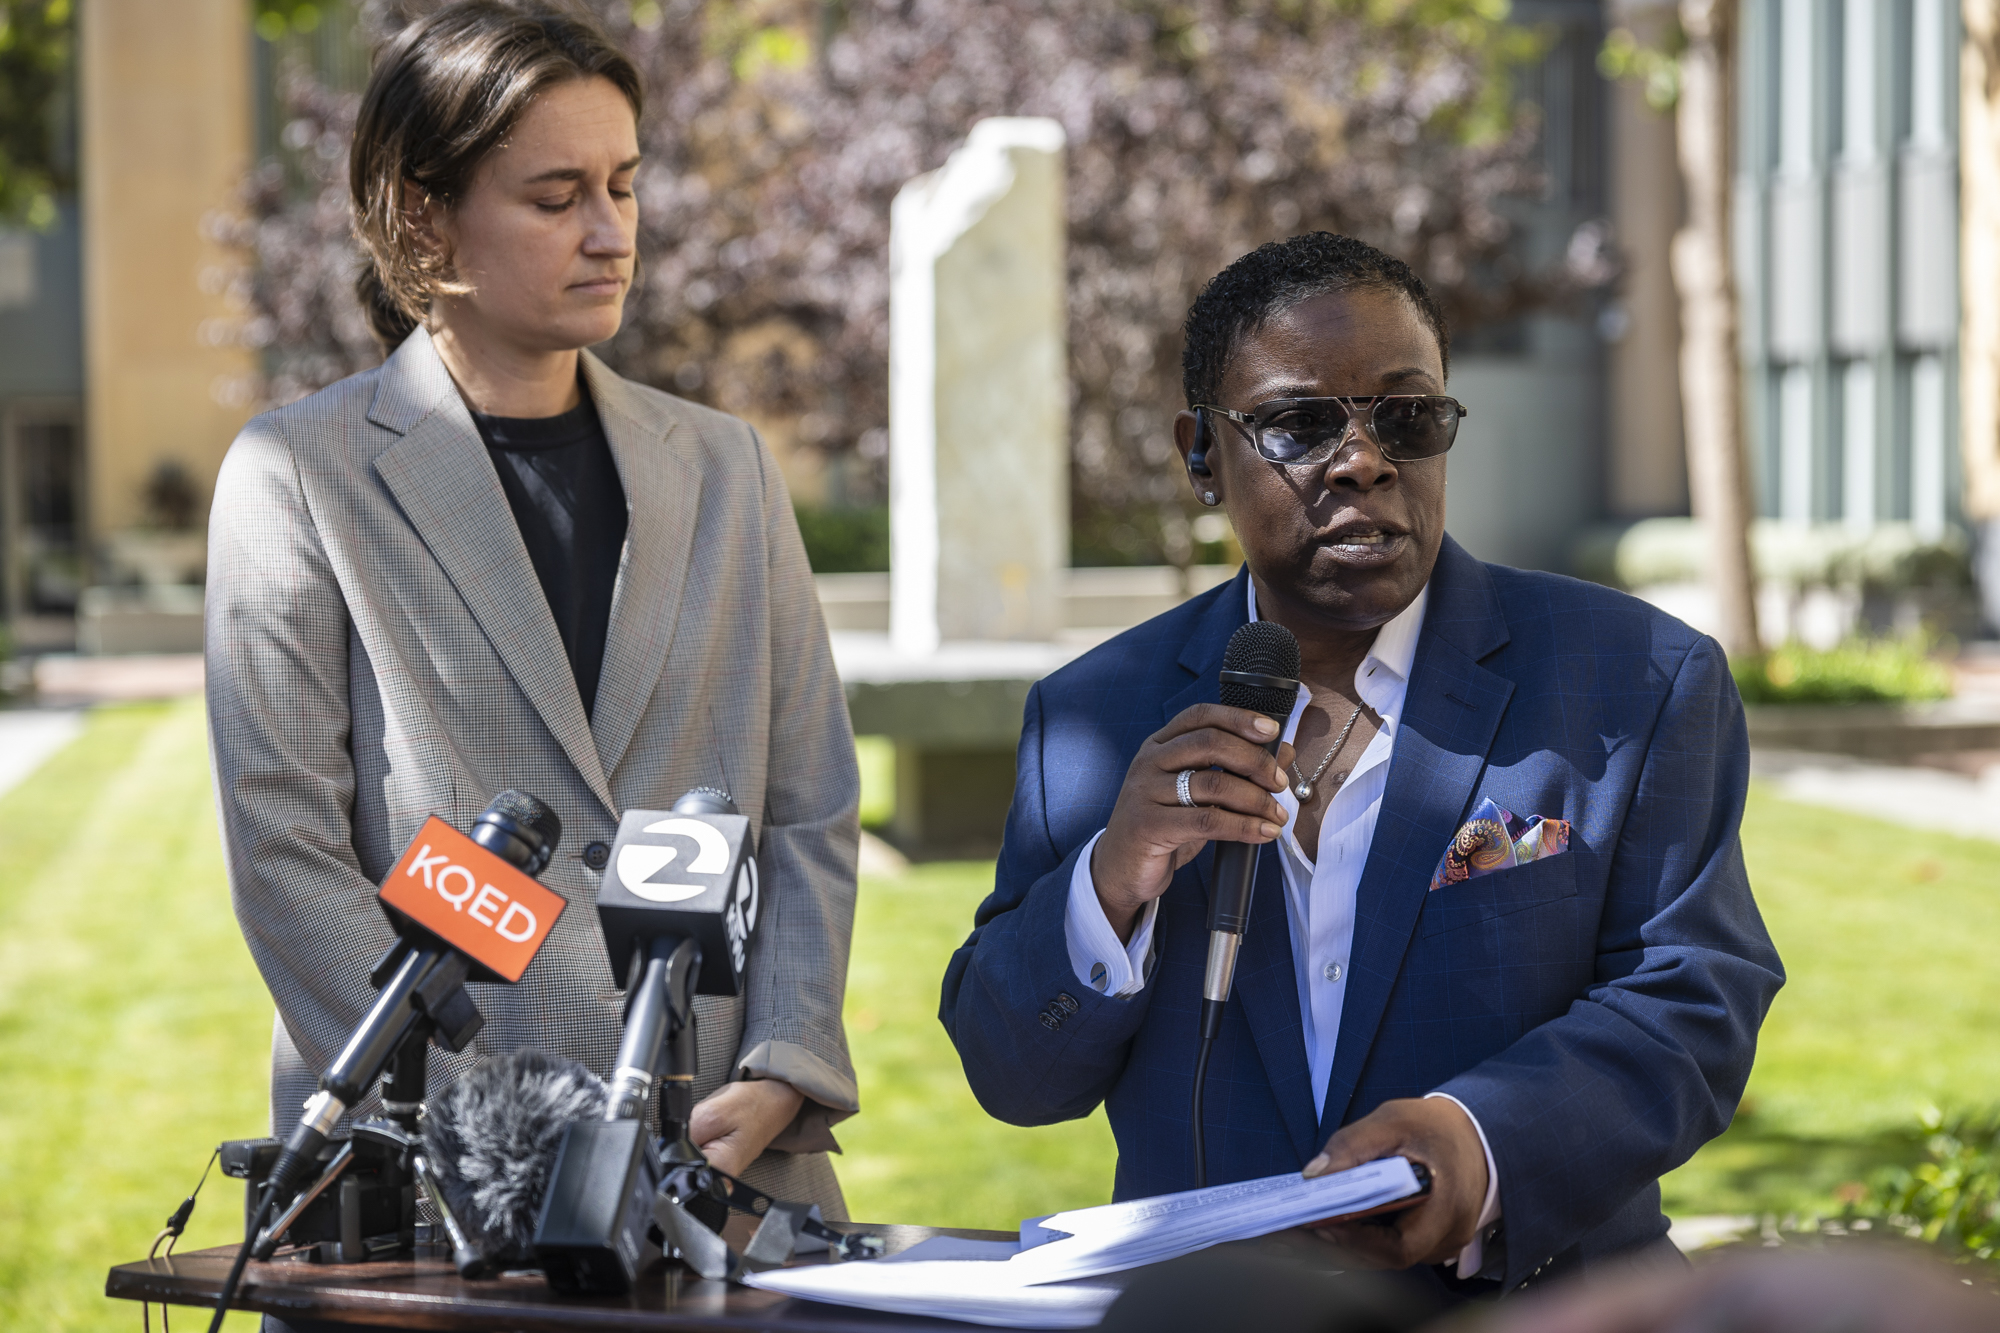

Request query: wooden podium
[{"left": 104, "top": 1218, "right": 1040, "bottom": 1331}]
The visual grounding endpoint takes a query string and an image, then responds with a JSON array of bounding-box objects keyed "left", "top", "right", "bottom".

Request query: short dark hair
[
  {"left": 1180, "top": 233, "right": 1450, "bottom": 408},
  {"left": 350, "top": 1, "right": 643, "bottom": 346}
]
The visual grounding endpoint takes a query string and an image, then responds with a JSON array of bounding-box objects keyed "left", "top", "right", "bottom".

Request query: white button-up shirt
[{"left": 1062, "top": 580, "right": 1502, "bottom": 1275}]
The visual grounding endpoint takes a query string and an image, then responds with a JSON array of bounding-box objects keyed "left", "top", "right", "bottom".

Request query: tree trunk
[
  {"left": 1671, "top": 0, "right": 1761, "bottom": 657},
  {"left": 1962, "top": 6, "right": 2000, "bottom": 519}
]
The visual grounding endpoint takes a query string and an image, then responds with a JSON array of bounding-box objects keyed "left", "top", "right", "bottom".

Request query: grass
[
  {"left": 2, "top": 700, "right": 1996, "bottom": 1326},
  {"left": 837, "top": 860, "right": 1117, "bottom": 1229},
  {"left": 1660, "top": 785, "right": 2000, "bottom": 1218},
  {"left": 0, "top": 700, "right": 268, "bottom": 1331}
]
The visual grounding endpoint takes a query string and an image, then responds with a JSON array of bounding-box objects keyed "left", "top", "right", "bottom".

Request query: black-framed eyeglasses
[{"left": 1195, "top": 395, "right": 1468, "bottom": 466}]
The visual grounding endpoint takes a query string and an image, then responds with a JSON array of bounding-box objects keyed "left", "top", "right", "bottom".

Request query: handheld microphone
[
  {"left": 534, "top": 786, "right": 758, "bottom": 1295},
  {"left": 1194, "top": 621, "right": 1301, "bottom": 1186},
  {"left": 259, "top": 793, "right": 566, "bottom": 1227}
]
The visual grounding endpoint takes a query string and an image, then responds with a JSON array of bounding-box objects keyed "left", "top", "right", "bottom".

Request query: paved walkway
[
  {"left": 0, "top": 709, "right": 83, "bottom": 802},
  {"left": 1753, "top": 748, "right": 2000, "bottom": 843},
  {"left": 31, "top": 653, "right": 204, "bottom": 707}
]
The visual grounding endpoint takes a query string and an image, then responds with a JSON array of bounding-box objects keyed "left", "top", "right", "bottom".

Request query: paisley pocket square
[{"left": 1428, "top": 797, "right": 1571, "bottom": 893}]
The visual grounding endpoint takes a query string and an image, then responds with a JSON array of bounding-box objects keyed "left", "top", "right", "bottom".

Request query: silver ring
[{"left": 1176, "top": 769, "right": 1197, "bottom": 808}]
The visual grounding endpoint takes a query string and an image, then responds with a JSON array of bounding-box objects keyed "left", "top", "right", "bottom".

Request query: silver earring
[{"left": 1201, "top": 492, "right": 1218, "bottom": 506}]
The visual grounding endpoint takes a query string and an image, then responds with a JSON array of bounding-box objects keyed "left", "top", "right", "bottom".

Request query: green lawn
[
  {"left": 1, "top": 699, "right": 1996, "bottom": 1327},
  {"left": 1659, "top": 786, "right": 2000, "bottom": 1218}
]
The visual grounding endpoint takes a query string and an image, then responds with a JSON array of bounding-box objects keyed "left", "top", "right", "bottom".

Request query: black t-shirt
[{"left": 472, "top": 391, "right": 628, "bottom": 719}]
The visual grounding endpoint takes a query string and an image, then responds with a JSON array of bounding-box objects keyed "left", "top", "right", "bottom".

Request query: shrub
[
  {"left": 795, "top": 505, "right": 889, "bottom": 574},
  {"left": 1844, "top": 1107, "right": 2000, "bottom": 1265},
  {"left": 1732, "top": 637, "right": 1954, "bottom": 706}
]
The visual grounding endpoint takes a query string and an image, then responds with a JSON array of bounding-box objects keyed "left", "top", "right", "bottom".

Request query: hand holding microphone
[
  {"left": 1088, "top": 621, "right": 1303, "bottom": 1191},
  {"left": 1091, "top": 625, "right": 1299, "bottom": 942}
]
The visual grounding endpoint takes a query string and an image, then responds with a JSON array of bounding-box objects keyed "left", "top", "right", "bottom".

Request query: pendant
[{"left": 1293, "top": 782, "right": 1313, "bottom": 801}]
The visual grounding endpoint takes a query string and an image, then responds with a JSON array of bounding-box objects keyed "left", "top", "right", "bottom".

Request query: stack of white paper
[{"left": 744, "top": 1157, "right": 1420, "bottom": 1328}]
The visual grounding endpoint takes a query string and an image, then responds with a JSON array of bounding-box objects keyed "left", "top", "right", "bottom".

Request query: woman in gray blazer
[{"left": 205, "top": 3, "right": 858, "bottom": 1220}]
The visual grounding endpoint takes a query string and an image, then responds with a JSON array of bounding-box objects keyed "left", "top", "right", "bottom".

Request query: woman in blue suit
[{"left": 941, "top": 233, "right": 1782, "bottom": 1300}]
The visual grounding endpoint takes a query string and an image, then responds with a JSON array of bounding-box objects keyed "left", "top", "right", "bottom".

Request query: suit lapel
[
  {"left": 367, "top": 331, "right": 615, "bottom": 811},
  {"left": 1319, "top": 538, "right": 1513, "bottom": 1138},
  {"left": 578, "top": 353, "right": 698, "bottom": 786},
  {"left": 1164, "top": 568, "right": 1319, "bottom": 1160},
  {"left": 1159, "top": 564, "right": 1251, "bottom": 724}
]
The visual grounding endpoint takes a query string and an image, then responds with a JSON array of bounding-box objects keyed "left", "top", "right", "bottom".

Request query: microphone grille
[
  {"left": 1219, "top": 621, "right": 1302, "bottom": 720},
  {"left": 476, "top": 790, "right": 562, "bottom": 873},
  {"left": 672, "top": 786, "right": 738, "bottom": 816}
]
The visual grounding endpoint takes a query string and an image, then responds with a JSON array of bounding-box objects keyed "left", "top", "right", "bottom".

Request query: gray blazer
[{"left": 205, "top": 328, "right": 860, "bottom": 1212}]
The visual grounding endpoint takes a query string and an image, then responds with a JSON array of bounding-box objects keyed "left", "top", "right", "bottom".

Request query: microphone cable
[
  {"left": 145, "top": 1148, "right": 218, "bottom": 1333},
  {"left": 208, "top": 1186, "right": 277, "bottom": 1333},
  {"left": 1191, "top": 1032, "right": 1216, "bottom": 1189}
]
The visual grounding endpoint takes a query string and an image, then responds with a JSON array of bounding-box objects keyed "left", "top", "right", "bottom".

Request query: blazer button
[
  {"left": 584, "top": 841, "right": 611, "bottom": 871},
  {"left": 1038, "top": 1011, "right": 1061, "bottom": 1030},
  {"left": 1054, "top": 992, "right": 1079, "bottom": 1013}
]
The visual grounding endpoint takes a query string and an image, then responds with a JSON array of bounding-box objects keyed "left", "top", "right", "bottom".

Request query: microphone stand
[{"left": 534, "top": 935, "right": 705, "bottom": 1294}]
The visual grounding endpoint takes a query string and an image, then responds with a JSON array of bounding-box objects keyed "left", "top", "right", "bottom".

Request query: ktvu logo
[
  {"left": 404, "top": 842, "right": 540, "bottom": 942},
  {"left": 615, "top": 818, "right": 733, "bottom": 904}
]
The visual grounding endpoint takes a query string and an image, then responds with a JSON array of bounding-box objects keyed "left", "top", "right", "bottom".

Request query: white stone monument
[{"left": 889, "top": 117, "right": 1069, "bottom": 655}]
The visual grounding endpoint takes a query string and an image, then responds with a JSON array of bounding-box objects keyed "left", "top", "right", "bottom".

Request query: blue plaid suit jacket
[{"left": 940, "top": 536, "right": 1783, "bottom": 1290}]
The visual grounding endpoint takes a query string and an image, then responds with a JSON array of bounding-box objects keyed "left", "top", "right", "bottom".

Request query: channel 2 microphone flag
[{"left": 378, "top": 817, "right": 567, "bottom": 983}]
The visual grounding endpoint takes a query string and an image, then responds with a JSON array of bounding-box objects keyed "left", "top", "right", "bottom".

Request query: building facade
[{"left": 1735, "top": 0, "right": 1962, "bottom": 536}]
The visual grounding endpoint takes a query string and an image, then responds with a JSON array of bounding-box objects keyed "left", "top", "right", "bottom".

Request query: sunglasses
[{"left": 1195, "top": 395, "right": 1468, "bottom": 466}]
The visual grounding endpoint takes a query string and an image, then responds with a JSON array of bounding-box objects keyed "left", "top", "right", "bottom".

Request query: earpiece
[{"left": 1187, "top": 408, "right": 1215, "bottom": 478}]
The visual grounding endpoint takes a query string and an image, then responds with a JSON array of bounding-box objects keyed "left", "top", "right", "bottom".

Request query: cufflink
[{"left": 1090, "top": 961, "right": 1108, "bottom": 992}]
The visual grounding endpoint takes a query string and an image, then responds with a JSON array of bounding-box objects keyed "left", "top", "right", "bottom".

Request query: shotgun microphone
[{"left": 1193, "top": 621, "right": 1301, "bottom": 1186}]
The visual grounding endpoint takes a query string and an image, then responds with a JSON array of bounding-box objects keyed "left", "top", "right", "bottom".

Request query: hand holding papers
[{"left": 744, "top": 1157, "right": 1425, "bottom": 1328}]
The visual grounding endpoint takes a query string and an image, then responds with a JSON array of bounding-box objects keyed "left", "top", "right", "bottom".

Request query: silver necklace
[{"left": 1290, "top": 700, "right": 1365, "bottom": 802}]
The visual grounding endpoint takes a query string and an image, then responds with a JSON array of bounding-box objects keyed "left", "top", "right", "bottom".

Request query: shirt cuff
[
  {"left": 1063, "top": 829, "right": 1159, "bottom": 997},
  {"left": 1423, "top": 1091, "right": 1502, "bottom": 1277}
]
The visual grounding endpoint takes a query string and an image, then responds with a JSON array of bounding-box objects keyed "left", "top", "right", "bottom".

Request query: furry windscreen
[{"left": 423, "top": 1049, "right": 608, "bottom": 1261}]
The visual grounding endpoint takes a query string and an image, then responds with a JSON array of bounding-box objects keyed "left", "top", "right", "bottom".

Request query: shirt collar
[{"left": 1245, "top": 576, "right": 1430, "bottom": 688}]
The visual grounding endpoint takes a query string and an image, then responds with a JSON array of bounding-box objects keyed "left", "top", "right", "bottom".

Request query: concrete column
[
  {"left": 80, "top": 0, "right": 258, "bottom": 540},
  {"left": 889, "top": 118, "right": 1068, "bottom": 654}
]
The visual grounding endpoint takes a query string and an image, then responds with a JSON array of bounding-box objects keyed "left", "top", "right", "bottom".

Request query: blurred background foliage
[
  {"left": 0, "top": 0, "right": 74, "bottom": 231},
  {"left": 1732, "top": 637, "right": 1957, "bottom": 706},
  {"left": 212, "top": 0, "right": 1617, "bottom": 568},
  {"left": 791, "top": 503, "right": 887, "bottom": 573}
]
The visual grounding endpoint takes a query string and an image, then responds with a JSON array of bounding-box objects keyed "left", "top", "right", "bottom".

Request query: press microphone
[
  {"left": 259, "top": 792, "right": 566, "bottom": 1224},
  {"left": 534, "top": 786, "right": 759, "bottom": 1295},
  {"left": 420, "top": 1049, "right": 608, "bottom": 1276},
  {"left": 1193, "top": 621, "right": 1301, "bottom": 1186},
  {"left": 204, "top": 793, "right": 568, "bottom": 1332}
]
